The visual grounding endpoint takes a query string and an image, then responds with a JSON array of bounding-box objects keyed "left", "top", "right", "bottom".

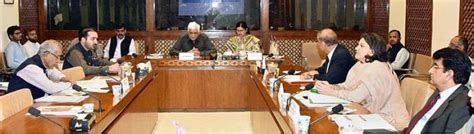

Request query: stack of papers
[
  {"left": 76, "top": 80, "right": 109, "bottom": 93},
  {"left": 35, "top": 95, "right": 88, "bottom": 103},
  {"left": 36, "top": 106, "right": 83, "bottom": 116},
  {"left": 329, "top": 114, "right": 397, "bottom": 131},
  {"left": 293, "top": 91, "right": 350, "bottom": 107},
  {"left": 282, "top": 75, "right": 314, "bottom": 84}
]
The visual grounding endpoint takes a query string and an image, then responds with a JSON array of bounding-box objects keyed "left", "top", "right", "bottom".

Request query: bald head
[{"left": 317, "top": 28, "right": 338, "bottom": 46}]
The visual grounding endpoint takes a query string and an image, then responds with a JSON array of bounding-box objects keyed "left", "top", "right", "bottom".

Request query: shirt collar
[
  {"left": 439, "top": 84, "right": 461, "bottom": 100},
  {"left": 327, "top": 44, "right": 338, "bottom": 60}
]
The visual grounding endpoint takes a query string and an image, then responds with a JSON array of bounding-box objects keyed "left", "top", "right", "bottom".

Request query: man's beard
[
  {"left": 29, "top": 38, "right": 38, "bottom": 43},
  {"left": 117, "top": 35, "right": 125, "bottom": 39}
]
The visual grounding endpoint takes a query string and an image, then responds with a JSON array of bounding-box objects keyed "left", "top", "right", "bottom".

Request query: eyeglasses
[
  {"left": 431, "top": 65, "right": 444, "bottom": 70},
  {"left": 46, "top": 51, "right": 60, "bottom": 59}
]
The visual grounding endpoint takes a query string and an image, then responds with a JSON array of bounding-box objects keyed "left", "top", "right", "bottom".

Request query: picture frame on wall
[{"left": 4, "top": 0, "right": 13, "bottom": 4}]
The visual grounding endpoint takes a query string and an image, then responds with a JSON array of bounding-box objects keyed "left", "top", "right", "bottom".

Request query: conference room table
[{"left": 0, "top": 55, "right": 340, "bottom": 134}]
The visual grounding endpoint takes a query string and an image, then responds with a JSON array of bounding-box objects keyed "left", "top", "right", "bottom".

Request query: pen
[{"left": 358, "top": 115, "right": 367, "bottom": 121}]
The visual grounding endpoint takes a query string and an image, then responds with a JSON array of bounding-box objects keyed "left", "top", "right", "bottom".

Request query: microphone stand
[
  {"left": 72, "top": 85, "right": 105, "bottom": 112},
  {"left": 28, "top": 107, "right": 66, "bottom": 134}
]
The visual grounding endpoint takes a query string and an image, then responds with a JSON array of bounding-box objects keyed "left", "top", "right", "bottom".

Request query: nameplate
[
  {"left": 247, "top": 52, "right": 263, "bottom": 60},
  {"left": 179, "top": 53, "right": 194, "bottom": 60}
]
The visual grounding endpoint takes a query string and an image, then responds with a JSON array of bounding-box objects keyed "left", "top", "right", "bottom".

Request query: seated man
[
  {"left": 449, "top": 36, "right": 471, "bottom": 60},
  {"left": 23, "top": 28, "right": 41, "bottom": 58},
  {"left": 63, "top": 28, "right": 120, "bottom": 75},
  {"left": 103, "top": 24, "right": 136, "bottom": 60},
  {"left": 8, "top": 40, "right": 73, "bottom": 99},
  {"left": 387, "top": 30, "right": 409, "bottom": 69},
  {"left": 301, "top": 28, "right": 355, "bottom": 84},
  {"left": 404, "top": 48, "right": 471, "bottom": 133},
  {"left": 4, "top": 25, "right": 28, "bottom": 70},
  {"left": 169, "top": 22, "right": 215, "bottom": 56}
]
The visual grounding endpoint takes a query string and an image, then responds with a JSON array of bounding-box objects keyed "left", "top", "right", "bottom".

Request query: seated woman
[
  {"left": 226, "top": 21, "right": 261, "bottom": 53},
  {"left": 315, "top": 33, "right": 410, "bottom": 130}
]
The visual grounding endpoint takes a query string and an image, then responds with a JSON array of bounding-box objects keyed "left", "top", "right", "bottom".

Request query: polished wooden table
[
  {"left": 0, "top": 56, "right": 339, "bottom": 133},
  {"left": 0, "top": 69, "right": 158, "bottom": 134}
]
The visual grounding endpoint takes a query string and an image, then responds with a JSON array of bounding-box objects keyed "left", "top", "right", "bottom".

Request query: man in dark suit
[
  {"left": 301, "top": 28, "right": 355, "bottom": 84},
  {"left": 404, "top": 48, "right": 471, "bottom": 133}
]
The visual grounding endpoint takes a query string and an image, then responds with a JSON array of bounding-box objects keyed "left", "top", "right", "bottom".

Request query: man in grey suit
[{"left": 404, "top": 48, "right": 472, "bottom": 133}]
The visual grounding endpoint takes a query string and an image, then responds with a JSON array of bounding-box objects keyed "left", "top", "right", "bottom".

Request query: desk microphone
[
  {"left": 286, "top": 69, "right": 296, "bottom": 75},
  {"left": 272, "top": 69, "right": 295, "bottom": 86},
  {"left": 105, "top": 74, "right": 124, "bottom": 94},
  {"left": 28, "top": 107, "right": 66, "bottom": 134},
  {"left": 267, "top": 53, "right": 274, "bottom": 58},
  {"left": 309, "top": 104, "right": 344, "bottom": 125},
  {"left": 72, "top": 84, "right": 105, "bottom": 112}
]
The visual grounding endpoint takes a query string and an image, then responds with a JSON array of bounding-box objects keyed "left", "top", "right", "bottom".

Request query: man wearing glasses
[
  {"left": 4, "top": 25, "right": 28, "bottom": 70},
  {"left": 8, "top": 40, "right": 74, "bottom": 99},
  {"left": 404, "top": 47, "right": 471, "bottom": 133}
]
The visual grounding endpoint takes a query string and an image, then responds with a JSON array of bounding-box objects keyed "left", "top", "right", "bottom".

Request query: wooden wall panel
[
  {"left": 369, "top": 0, "right": 389, "bottom": 40},
  {"left": 19, "top": 0, "right": 38, "bottom": 30},
  {"left": 405, "top": 0, "right": 433, "bottom": 56},
  {"left": 460, "top": 0, "right": 474, "bottom": 57}
]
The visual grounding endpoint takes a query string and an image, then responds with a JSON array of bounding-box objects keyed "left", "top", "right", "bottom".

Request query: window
[
  {"left": 269, "top": 0, "right": 367, "bottom": 31},
  {"left": 154, "top": 0, "right": 261, "bottom": 30},
  {"left": 45, "top": 0, "right": 146, "bottom": 31}
]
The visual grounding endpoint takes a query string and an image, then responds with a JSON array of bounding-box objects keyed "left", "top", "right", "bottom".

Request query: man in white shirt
[
  {"left": 103, "top": 24, "right": 136, "bottom": 60},
  {"left": 387, "top": 30, "right": 410, "bottom": 69},
  {"left": 23, "top": 28, "right": 41, "bottom": 58},
  {"left": 404, "top": 47, "right": 471, "bottom": 133},
  {"left": 7, "top": 40, "right": 73, "bottom": 99}
]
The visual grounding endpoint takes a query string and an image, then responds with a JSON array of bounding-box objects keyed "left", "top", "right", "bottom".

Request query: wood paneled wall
[
  {"left": 19, "top": 0, "right": 38, "bottom": 30},
  {"left": 369, "top": 0, "right": 389, "bottom": 41},
  {"left": 405, "top": 0, "right": 433, "bottom": 56},
  {"left": 460, "top": 0, "right": 474, "bottom": 57}
]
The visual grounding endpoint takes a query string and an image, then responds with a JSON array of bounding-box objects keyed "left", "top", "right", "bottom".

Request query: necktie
[{"left": 405, "top": 94, "right": 441, "bottom": 134}]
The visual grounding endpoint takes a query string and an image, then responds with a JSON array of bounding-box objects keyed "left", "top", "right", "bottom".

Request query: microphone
[
  {"left": 286, "top": 69, "right": 296, "bottom": 75},
  {"left": 72, "top": 84, "right": 105, "bottom": 112},
  {"left": 272, "top": 70, "right": 296, "bottom": 87},
  {"left": 267, "top": 53, "right": 274, "bottom": 58},
  {"left": 309, "top": 104, "right": 344, "bottom": 125},
  {"left": 28, "top": 107, "right": 66, "bottom": 134},
  {"left": 105, "top": 74, "right": 124, "bottom": 94},
  {"left": 285, "top": 91, "right": 303, "bottom": 112}
]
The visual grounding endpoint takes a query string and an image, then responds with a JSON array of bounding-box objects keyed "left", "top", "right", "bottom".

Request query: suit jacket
[
  {"left": 408, "top": 85, "right": 471, "bottom": 133},
  {"left": 315, "top": 44, "right": 355, "bottom": 84}
]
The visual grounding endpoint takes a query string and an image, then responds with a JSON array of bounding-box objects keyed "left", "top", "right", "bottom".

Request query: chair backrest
[
  {"left": 0, "top": 88, "right": 33, "bottom": 121},
  {"left": 0, "top": 52, "right": 10, "bottom": 71},
  {"left": 413, "top": 54, "right": 432, "bottom": 74},
  {"left": 400, "top": 77, "right": 435, "bottom": 117},
  {"left": 407, "top": 52, "right": 417, "bottom": 70},
  {"left": 301, "top": 42, "right": 326, "bottom": 70},
  {"left": 61, "top": 66, "right": 85, "bottom": 82}
]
